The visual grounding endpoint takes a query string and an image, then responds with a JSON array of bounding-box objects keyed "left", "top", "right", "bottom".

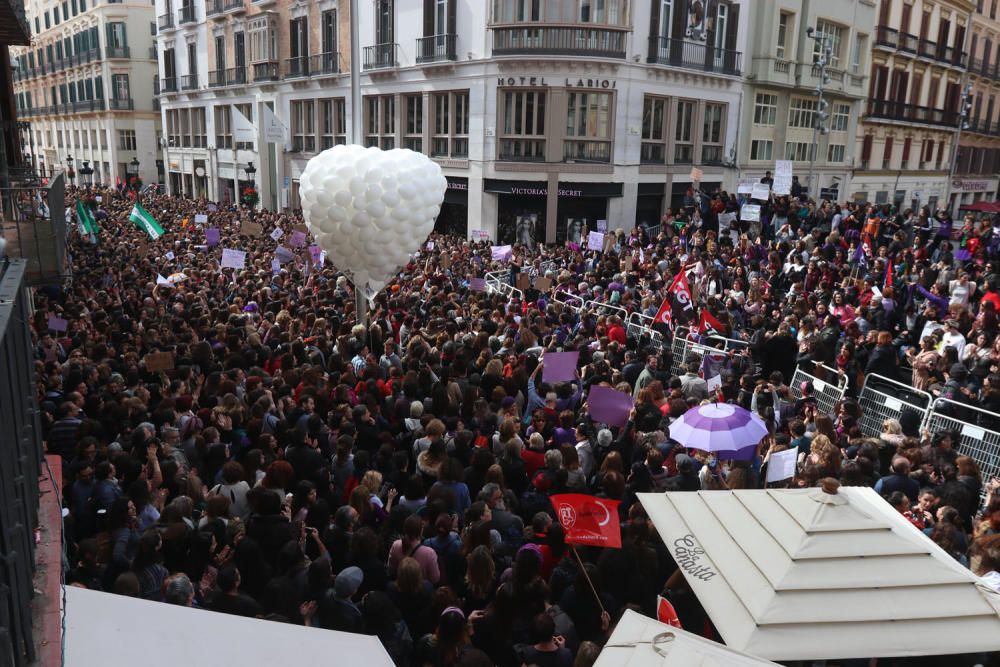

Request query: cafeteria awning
[{"left": 638, "top": 484, "right": 1000, "bottom": 661}]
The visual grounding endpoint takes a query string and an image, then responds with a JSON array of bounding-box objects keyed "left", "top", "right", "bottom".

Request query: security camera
[{"left": 807, "top": 27, "right": 815, "bottom": 37}]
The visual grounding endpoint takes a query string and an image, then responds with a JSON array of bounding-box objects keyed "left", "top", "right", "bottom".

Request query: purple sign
[
  {"left": 206, "top": 228, "right": 220, "bottom": 246},
  {"left": 470, "top": 277, "right": 487, "bottom": 291},
  {"left": 542, "top": 352, "right": 580, "bottom": 384},
  {"left": 587, "top": 385, "right": 634, "bottom": 427},
  {"left": 309, "top": 245, "right": 322, "bottom": 265},
  {"left": 491, "top": 245, "right": 513, "bottom": 261},
  {"left": 47, "top": 316, "right": 68, "bottom": 332},
  {"left": 290, "top": 230, "right": 307, "bottom": 248}
]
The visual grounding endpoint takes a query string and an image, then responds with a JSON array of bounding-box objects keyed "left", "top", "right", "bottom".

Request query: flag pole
[
  {"left": 570, "top": 546, "right": 605, "bottom": 615},
  {"left": 349, "top": 0, "right": 368, "bottom": 329}
]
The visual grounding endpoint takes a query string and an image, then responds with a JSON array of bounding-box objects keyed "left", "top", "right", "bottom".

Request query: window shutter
[
  {"left": 902, "top": 137, "right": 911, "bottom": 163},
  {"left": 726, "top": 3, "right": 739, "bottom": 52},
  {"left": 448, "top": 0, "right": 456, "bottom": 36},
  {"left": 423, "top": 0, "right": 434, "bottom": 36},
  {"left": 648, "top": 0, "right": 660, "bottom": 59},
  {"left": 861, "top": 134, "right": 873, "bottom": 162}
]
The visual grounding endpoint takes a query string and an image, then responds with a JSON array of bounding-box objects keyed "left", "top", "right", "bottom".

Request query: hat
[
  {"left": 334, "top": 566, "right": 364, "bottom": 598},
  {"left": 109, "top": 373, "right": 125, "bottom": 384},
  {"left": 501, "top": 396, "right": 516, "bottom": 409},
  {"left": 597, "top": 429, "right": 613, "bottom": 447},
  {"left": 675, "top": 453, "right": 694, "bottom": 473},
  {"left": 950, "top": 363, "right": 968, "bottom": 379}
]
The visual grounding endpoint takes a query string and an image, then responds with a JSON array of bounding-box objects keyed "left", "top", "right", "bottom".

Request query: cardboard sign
[
  {"left": 143, "top": 351, "right": 175, "bottom": 372},
  {"left": 740, "top": 204, "right": 761, "bottom": 222},
  {"left": 543, "top": 352, "right": 580, "bottom": 383},
  {"left": 689, "top": 166, "right": 704, "bottom": 182},
  {"left": 194, "top": 214, "right": 208, "bottom": 224},
  {"left": 293, "top": 224, "right": 309, "bottom": 235},
  {"left": 47, "top": 316, "right": 68, "bottom": 332},
  {"left": 241, "top": 220, "right": 264, "bottom": 237},
  {"left": 440, "top": 254, "right": 451, "bottom": 269},
  {"left": 290, "top": 230, "right": 307, "bottom": 248},
  {"left": 270, "top": 228, "right": 284, "bottom": 241},
  {"left": 205, "top": 228, "right": 220, "bottom": 246},
  {"left": 274, "top": 246, "right": 296, "bottom": 264},
  {"left": 624, "top": 256, "right": 633, "bottom": 271},
  {"left": 534, "top": 276, "right": 552, "bottom": 291},
  {"left": 516, "top": 274, "right": 530, "bottom": 290},
  {"left": 221, "top": 248, "right": 247, "bottom": 270},
  {"left": 750, "top": 183, "right": 771, "bottom": 201}
]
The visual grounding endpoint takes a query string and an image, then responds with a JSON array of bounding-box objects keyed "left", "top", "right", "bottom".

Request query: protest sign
[
  {"left": 143, "top": 351, "right": 175, "bottom": 372},
  {"left": 516, "top": 274, "right": 530, "bottom": 290},
  {"left": 221, "top": 248, "right": 247, "bottom": 270},
  {"left": 270, "top": 228, "right": 284, "bottom": 241},
  {"left": 205, "top": 228, "right": 220, "bottom": 246},
  {"left": 47, "top": 316, "right": 68, "bottom": 332},
  {"left": 534, "top": 276, "right": 552, "bottom": 291},
  {"left": 274, "top": 246, "right": 296, "bottom": 264},
  {"left": 194, "top": 214, "right": 208, "bottom": 224},
  {"left": 290, "top": 230, "right": 307, "bottom": 248},
  {"left": 587, "top": 386, "right": 634, "bottom": 427},
  {"left": 470, "top": 277, "right": 487, "bottom": 291},
  {"left": 543, "top": 352, "right": 580, "bottom": 383},
  {"left": 587, "top": 231, "right": 605, "bottom": 251},
  {"left": 241, "top": 221, "right": 263, "bottom": 237},
  {"left": 766, "top": 447, "right": 798, "bottom": 483},
  {"left": 751, "top": 183, "right": 771, "bottom": 201},
  {"left": 491, "top": 245, "right": 513, "bottom": 261},
  {"left": 740, "top": 204, "right": 761, "bottom": 222},
  {"left": 737, "top": 177, "right": 756, "bottom": 194},
  {"left": 689, "top": 166, "right": 703, "bottom": 182}
]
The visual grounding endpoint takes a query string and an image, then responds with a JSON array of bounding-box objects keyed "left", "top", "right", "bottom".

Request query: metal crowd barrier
[
  {"left": 789, "top": 363, "right": 848, "bottom": 418},
  {"left": 923, "top": 398, "right": 1000, "bottom": 500},
  {"left": 553, "top": 291, "right": 585, "bottom": 313},
  {"left": 669, "top": 327, "right": 749, "bottom": 378},
  {"left": 625, "top": 311, "right": 666, "bottom": 347},
  {"left": 857, "top": 374, "right": 933, "bottom": 438},
  {"left": 585, "top": 300, "right": 628, "bottom": 321}
]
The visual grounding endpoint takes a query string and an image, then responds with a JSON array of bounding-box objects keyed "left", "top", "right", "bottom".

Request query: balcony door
[
  {"left": 423, "top": 0, "right": 455, "bottom": 57},
  {"left": 377, "top": 0, "right": 393, "bottom": 46}
]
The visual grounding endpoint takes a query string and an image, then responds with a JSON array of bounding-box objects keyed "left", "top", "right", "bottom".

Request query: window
[
  {"left": 901, "top": 137, "right": 912, "bottom": 166},
  {"left": 813, "top": 20, "right": 844, "bottom": 68},
  {"left": 215, "top": 36, "right": 226, "bottom": 74},
  {"left": 851, "top": 34, "right": 866, "bottom": 74},
  {"left": 874, "top": 191, "right": 889, "bottom": 205},
  {"left": 118, "top": 129, "right": 136, "bottom": 150},
  {"left": 107, "top": 23, "right": 127, "bottom": 49},
  {"left": 291, "top": 100, "right": 316, "bottom": 153},
  {"left": 785, "top": 141, "right": 814, "bottom": 161},
  {"left": 492, "top": 0, "right": 540, "bottom": 22},
  {"left": 788, "top": 97, "right": 817, "bottom": 128},
  {"left": 365, "top": 95, "right": 396, "bottom": 149},
  {"left": 112, "top": 74, "right": 130, "bottom": 100},
  {"left": 53, "top": 5, "right": 59, "bottom": 24},
  {"left": 702, "top": 103, "right": 724, "bottom": 163},
  {"left": 674, "top": 99, "right": 695, "bottom": 163},
  {"left": 827, "top": 143, "right": 845, "bottom": 162},
  {"left": 404, "top": 94, "right": 423, "bottom": 152},
  {"left": 431, "top": 91, "right": 469, "bottom": 158},
  {"left": 565, "top": 91, "right": 612, "bottom": 163},
  {"left": 640, "top": 95, "right": 666, "bottom": 163},
  {"left": 322, "top": 10, "right": 337, "bottom": 56},
  {"left": 215, "top": 105, "right": 232, "bottom": 148},
  {"left": 499, "top": 90, "right": 546, "bottom": 160},
  {"left": 777, "top": 13, "right": 790, "bottom": 59},
  {"left": 831, "top": 103, "right": 850, "bottom": 132},
  {"left": 45, "top": 11, "right": 50, "bottom": 29},
  {"left": 750, "top": 139, "right": 774, "bottom": 161},
  {"left": 192, "top": 108, "right": 207, "bottom": 148},
  {"left": 753, "top": 93, "right": 777, "bottom": 125},
  {"left": 319, "top": 98, "right": 347, "bottom": 149},
  {"left": 714, "top": 3, "right": 728, "bottom": 51},
  {"left": 658, "top": 0, "right": 674, "bottom": 38},
  {"left": 376, "top": 0, "right": 394, "bottom": 44},
  {"left": 882, "top": 136, "right": 894, "bottom": 169},
  {"left": 289, "top": 17, "right": 308, "bottom": 60},
  {"left": 248, "top": 15, "right": 277, "bottom": 63}
]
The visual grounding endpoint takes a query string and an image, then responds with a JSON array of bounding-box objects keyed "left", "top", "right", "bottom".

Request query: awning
[
  {"left": 595, "top": 609, "right": 780, "bottom": 667},
  {"left": 958, "top": 201, "right": 1000, "bottom": 213},
  {"left": 638, "top": 485, "right": 1000, "bottom": 661},
  {"left": 65, "top": 586, "right": 395, "bottom": 666}
]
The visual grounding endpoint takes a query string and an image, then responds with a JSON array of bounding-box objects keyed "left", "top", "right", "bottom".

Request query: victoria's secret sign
[{"left": 497, "top": 76, "right": 616, "bottom": 89}]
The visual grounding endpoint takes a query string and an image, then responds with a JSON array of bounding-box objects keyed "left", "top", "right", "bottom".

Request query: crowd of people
[{"left": 34, "top": 182, "right": 1000, "bottom": 666}]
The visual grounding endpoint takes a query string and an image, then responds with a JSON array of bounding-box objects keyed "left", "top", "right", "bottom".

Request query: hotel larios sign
[{"left": 497, "top": 77, "right": 616, "bottom": 89}]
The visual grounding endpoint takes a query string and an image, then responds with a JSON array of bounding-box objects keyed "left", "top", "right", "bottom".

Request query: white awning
[
  {"left": 595, "top": 609, "right": 779, "bottom": 667},
  {"left": 65, "top": 586, "right": 394, "bottom": 666},
  {"left": 638, "top": 486, "right": 1000, "bottom": 661}
]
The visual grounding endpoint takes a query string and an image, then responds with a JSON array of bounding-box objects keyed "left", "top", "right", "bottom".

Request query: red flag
[
  {"left": 698, "top": 309, "right": 726, "bottom": 336},
  {"left": 657, "top": 596, "right": 682, "bottom": 628},
  {"left": 652, "top": 297, "right": 673, "bottom": 328},
  {"left": 551, "top": 493, "right": 621, "bottom": 549},
  {"left": 884, "top": 260, "right": 893, "bottom": 289},
  {"left": 669, "top": 270, "right": 694, "bottom": 312}
]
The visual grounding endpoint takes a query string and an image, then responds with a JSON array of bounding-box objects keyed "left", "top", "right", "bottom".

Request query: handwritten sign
[
  {"left": 241, "top": 220, "right": 264, "bottom": 237},
  {"left": 143, "top": 351, "right": 175, "bottom": 372},
  {"left": 587, "top": 230, "right": 605, "bottom": 251},
  {"left": 289, "top": 230, "right": 307, "bottom": 248},
  {"left": 221, "top": 248, "right": 247, "bottom": 270},
  {"left": 766, "top": 448, "right": 798, "bottom": 482},
  {"left": 270, "top": 228, "right": 284, "bottom": 241},
  {"left": 689, "top": 167, "right": 703, "bottom": 182},
  {"left": 274, "top": 246, "right": 296, "bottom": 264},
  {"left": 740, "top": 204, "right": 761, "bottom": 222},
  {"left": 194, "top": 214, "right": 208, "bottom": 224},
  {"left": 750, "top": 183, "right": 771, "bottom": 201},
  {"left": 737, "top": 178, "right": 756, "bottom": 194}
]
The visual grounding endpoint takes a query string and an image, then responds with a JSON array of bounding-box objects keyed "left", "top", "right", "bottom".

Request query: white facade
[
  {"left": 157, "top": 0, "right": 748, "bottom": 243},
  {"left": 11, "top": 0, "right": 162, "bottom": 186}
]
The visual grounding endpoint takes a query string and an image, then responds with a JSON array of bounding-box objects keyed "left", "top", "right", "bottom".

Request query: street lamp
[
  {"left": 130, "top": 158, "right": 140, "bottom": 190},
  {"left": 66, "top": 155, "right": 75, "bottom": 186},
  {"left": 945, "top": 83, "right": 974, "bottom": 216},
  {"left": 80, "top": 160, "right": 94, "bottom": 187},
  {"left": 806, "top": 26, "right": 831, "bottom": 200},
  {"left": 244, "top": 161, "right": 256, "bottom": 180}
]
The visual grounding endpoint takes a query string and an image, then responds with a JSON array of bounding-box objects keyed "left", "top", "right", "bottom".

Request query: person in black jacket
[{"left": 865, "top": 331, "right": 899, "bottom": 380}]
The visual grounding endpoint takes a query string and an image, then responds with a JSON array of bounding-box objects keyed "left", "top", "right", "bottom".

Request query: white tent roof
[
  {"left": 595, "top": 609, "right": 779, "bottom": 667},
  {"left": 65, "top": 586, "right": 394, "bottom": 667},
  {"left": 638, "top": 485, "right": 1000, "bottom": 661}
]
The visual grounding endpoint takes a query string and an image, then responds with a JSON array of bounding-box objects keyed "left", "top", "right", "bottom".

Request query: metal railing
[
  {"left": 0, "top": 258, "right": 44, "bottom": 667},
  {"left": 492, "top": 25, "right": 627, "bottom": 59},
  {"left": 553, "top": 290, "right": 585, "bottom": 313},
  {"left": 179, "top": 3, "right": 196, "bottom": 23},
  {"left": 223, "top": 0, "right": 245, "bottom": 10},
  {"left": 161, "top": 77, "right": 178, "bottom": 92},
  {"left": 206, "top": 0, "right": 224, "bottom": 15},
  {"left": 181, "top": 73, "right": 199, "bottom": 90},
  {"left": 285, "top": 53, "right": 341, "bottom": 79},
  {"left": 364, "top": 43, "right": 398, "bottom": 70},
  {"left": 224, "top": 66, "right": 247, "bottom": 85},
  {"left": 857, "top": 374, "right": 934, "bottom": 439},
  {"left": 71, "top": 99, "right": 105, "bottom": 112},
  {"left": 157, "top": 12, "right": 174, "bottom": 30},
  {"left": 789, "top": 363, "right": 848, "bottom": 419},
  {"left": 668, "top": 326, "right": 749, "bottom": 379},
  {"left": 866, "top": 99, "right": 959, "bottom": 128},
  {"left": 109, "top": 97, "right": 134, "bottom": 110},
  {"left": 106, "top": 46, "right": 130, "bottom": 59},
  {"left": 925, "top": 398, "right": 1000, "bottom": 500},
  {"left": 647, "top": 36, "right": 742, "bottom": 75},
  {"left": 252, "top": 61, "right": 279, "bottom": 82},
  {"left": 417, "top": 33, "right": 457, "bottom": 63}
]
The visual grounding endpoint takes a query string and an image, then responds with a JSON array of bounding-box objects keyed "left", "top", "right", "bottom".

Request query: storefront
[
  {"left": 950, "top": 177, "right": 999, "bottom": 217},
  {"left": 484, "top": 179, "right": 623, "bottom": 246},
  {"left": 636, "top": 183, "right": 666, "bottom": 229},
  {"left": 435, "top": 177, "right": 469, "bottom": 236}
]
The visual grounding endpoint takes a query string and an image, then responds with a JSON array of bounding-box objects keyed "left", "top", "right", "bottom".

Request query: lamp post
[
  {"left": 129, "top": 157, "right": 140, "bottom": 191},
  {"left": 806, "top": 27, "right": 831, "bottom": 200},
  {"left": 80, "top": 160, "right": 94, "bottom": 187},
  {"left": 66, "top": 155, "right": 75, "bottom": 186},
  {"left": 244, "top": 161, "right": 257, "bottom": 207},
  {"left": 944, "top": 82, "right": 974, "bottom": 217}
]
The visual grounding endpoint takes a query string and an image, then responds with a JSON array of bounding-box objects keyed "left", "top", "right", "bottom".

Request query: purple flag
[
  {"left": 470, "top": 277, "right": 487, "bottom": 291},
  {"left": 47, "top": 316, "right": 68, "bottom": 332},
  {"left": 206, "top": 228, "right": 220, "bottom": 246},
  {"left": 587, "top": 386, "right": 634, "bottom": 428},
  {"left": 290, "top": 230, "right": 307, "bottom": 248},
  {"left": 491, "top": 245, "right": 513, "bottom": 261},
  {"left": 542, "top": 352, "right": 580, "bottom": 383}
]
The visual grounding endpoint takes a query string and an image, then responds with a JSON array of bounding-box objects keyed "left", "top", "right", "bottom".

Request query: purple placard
[
  {"left": 290, "top": 230, "right": 307, "bottom": 248},
  {"left": 470, "top": 277, "right": 487, "bottom": 291},
  {"left": 587, "top": 385, "right": 634, "bottom": 428},
  {"left": 308, "top": 245, "right": 322, "bottom": 265},
  {"left": 542, "top": 352, "right": 580, "bottom": 383},
  {"left": 491, "top": 245, "right": 513, "bottom": 261},
  {"left": 206, "top": 227, "right": 220, "bottom": 247},
  {"left": 47, "top": 316, "right": 68, "bottom": 332}
]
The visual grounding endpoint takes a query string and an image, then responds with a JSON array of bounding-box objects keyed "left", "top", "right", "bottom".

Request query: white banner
[
  {"left": 775, "top": 160, "right": 793, "bottom": 180},
  {"left": 232, "top": 106, "right": 255, "bottom": 144},
  {"left": 263, "top": 104, "right": 288, "bottom": 144}
]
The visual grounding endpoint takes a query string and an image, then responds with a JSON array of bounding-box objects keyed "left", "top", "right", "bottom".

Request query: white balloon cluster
[{"left": 300, "top": 144, "right": 447, "bottom": 299}]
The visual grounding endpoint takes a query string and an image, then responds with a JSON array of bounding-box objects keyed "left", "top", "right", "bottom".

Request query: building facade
[
  {"left": 852, "top": 0, "right": 973, "bottom": 213},
  {"left": 951, "top": 0, "right": 1000, "bottom": 212},
  {"left": 157, "top": 0, "right": 748, "bottom": 244},
  {"left": 738, "top": 1, "right": 874, "bottom": 202},
  {"left": 11, "top": 0, "right": 161, "bottom": 186}
]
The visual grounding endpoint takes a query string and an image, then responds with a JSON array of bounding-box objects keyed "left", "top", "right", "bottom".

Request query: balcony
[
  {"left": 417, "top": 34, "right": 457, "bottom": 63},
  {"left": 968, "top": 57, "right": 1000, "bottom": 83},
  {"left": 208, "top": 69, "right": 226, "bottom": 87},
  {"left": 563, "top": 140, "right": 611, "bottom": 164},
  {"left": 647, "top": 36, "right": 741, "bottom": 76},
  {"left": 876, "top": 26, "right": 921, "bottom": 55},
  {"left": 223, "top": 0, "right": 244, "bottom": 11},
  {"left": 206, "top": 0, "right": 223, "bottom": 15},
  {"left": 179, "top": 4, "right": 196, "bottom": 24},
  {"left": 866, "top": 99, "right": 959, "bottom": 128},
  {"left": 917, "top": 38, "right": 965, "bottom": 68},
  {"left": 109, "top": 97, "right": 134, "bottom": 110},
  {"left": 284, "top": 52, "right": 342, "bottom": 78},
  {"left": 251, "top": 61, "right": 279, "bottom": 82},
  {"left": 498, "top": 138, "right": 546, "bottom": 162},
  {"left": 364, "top": 43, "right": 398, "bottom": 70},
  {"left": 106, "top": 46, "right": 130, "bottom": 59},
  {"left": 71, "top": 99, "right": 105, "bottom": 112},
  {"left": 492, "top": 25, "right": 626, "bottom": 59},
  {"left": 161, "top": 76, "right": 178, "bottom": 92},
  {"left": 225, "top": 66, "right": 247, "bottom": 85},
  {"left": 158, "top": 12, "right": 175, "bottom": 30},
  {"left": 181, "top": 73, "right": 199, "bottom": 90}
]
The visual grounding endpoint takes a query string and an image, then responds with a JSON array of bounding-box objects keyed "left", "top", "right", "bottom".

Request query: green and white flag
[
  {"left": 75, "top": 200, "right": 99, "bottom": 244},
  {"left": 129, "top": 202, "right": 165, "bottom": 240}
]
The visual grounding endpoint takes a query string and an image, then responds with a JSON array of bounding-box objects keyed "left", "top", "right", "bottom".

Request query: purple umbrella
[{"left": 668, "top": 403, "right": 769, "bottom": 460}]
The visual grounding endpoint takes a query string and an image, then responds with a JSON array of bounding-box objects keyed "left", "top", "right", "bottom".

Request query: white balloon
[
  {"left": 333, "top": 190, "right": 353, "bottom": 208},
  {"left": 366, "top": 201, "right": 387, "bottom": 219},
  {"left": 349, "top": 177, "right": 366, "bottom": 196},
  {"left": 398, "top": 183, "right": 417, "bottom": 201},
  {"left": 381, "top": 190, "right": 400, "bottom": 208}
]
